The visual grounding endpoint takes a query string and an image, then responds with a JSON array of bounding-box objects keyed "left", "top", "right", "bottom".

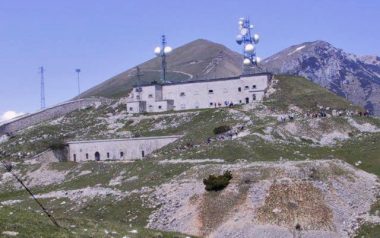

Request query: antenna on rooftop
[
  {"left": 39, "top": 66, "right": 46, "bottom": 109},
  {"left": 236, "top": 17, "right": 260, "bottom": 74},
  {"left": 75, "top": 68, "right": 81, "bottom": 97},
  {"left": 154, "top": 35, "right": 172, "bottom": 83}
]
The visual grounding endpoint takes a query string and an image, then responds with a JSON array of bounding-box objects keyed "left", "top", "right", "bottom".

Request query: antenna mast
[
  {"left": 39, "top": 66, "right": 46, "bottom": 109},
  {"left": 154, "top": 35, "right": 172, "bottom": 83},
  {"left": 75, "top": 68, "right": 81, "bottom": 97}
]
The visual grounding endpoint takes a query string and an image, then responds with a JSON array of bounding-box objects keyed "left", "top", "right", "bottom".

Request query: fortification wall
[{"left": 0, "top": 98, "right": 111, "bottom": 136}]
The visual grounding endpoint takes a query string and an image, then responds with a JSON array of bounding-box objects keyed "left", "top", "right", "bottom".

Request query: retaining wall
[{"left": 0, "top": 98, "right": 111, "bottom": 136}]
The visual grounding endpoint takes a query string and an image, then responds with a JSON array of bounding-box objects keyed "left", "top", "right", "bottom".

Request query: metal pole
[
  {"left": 76, "top": 69, "right": 81, "bottom": 97},
  {"left": 40, "top": 67, "right": 46, "bottom": 109},
  {"left": 161, "top": 35, "right": 167, "bottom": 83}
]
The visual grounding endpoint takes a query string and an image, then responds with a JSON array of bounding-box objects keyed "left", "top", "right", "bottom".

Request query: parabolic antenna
[
  {"left": 243, "top": 58, "right": 251, "bottom": 65},
  {"left": 240, "top": 28, "right": 248, "bottom": 36},
  {"left": 236, "top": 34, "right": 243, "bottom": 44},
  {"left": 253, "top": 34, "right": 260, "bottom": 43},
  {"left": 164, "top": 46, "right": 172, "bottom": 54},
  {"left": 244, "top": 43, "right": 255, "bottom": 52},
  {"left": 154, "top": 47, "right": 161, "bottom": 55}
]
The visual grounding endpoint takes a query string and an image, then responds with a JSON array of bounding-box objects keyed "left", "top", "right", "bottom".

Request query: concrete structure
[
  {"left": 126, "top": 73, "right": 272, "bottom": 113},
  {"left": 67, "top": 135, "right": 181, "bottom": 162},
  {"left": 0, "top": 98, "right": 111, "bottom": 136}
]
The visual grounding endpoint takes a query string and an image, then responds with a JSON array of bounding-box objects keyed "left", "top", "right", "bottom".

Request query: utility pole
[
  {"left": 39, "top": 66, "right": 46, "bottom": 109},
  {"left": 75, "top": 69, "right": 81, "bottom": 97}
]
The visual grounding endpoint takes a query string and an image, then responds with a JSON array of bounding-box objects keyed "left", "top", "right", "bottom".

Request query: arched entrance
[{"left": 95, "top": 152, "right": 100, "bottom": 161}]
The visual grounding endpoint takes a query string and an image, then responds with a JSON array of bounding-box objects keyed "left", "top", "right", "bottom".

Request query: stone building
[
  {"left": 67, "top": 135, "right": 181, "bottom": 162},
  {"left": 126, "top": 73, "right": 272, "bottom": 113}
]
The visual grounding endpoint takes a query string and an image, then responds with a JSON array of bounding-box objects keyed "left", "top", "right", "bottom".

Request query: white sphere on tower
[
  {"left": 243, "top": 58, "right": 251, "bottom": 65},
  {"left": 164, "top": 46, "right": 172, "bottom": 54},
  {"left": 154, "top": 47, "right": 161, "bottom": 56},
  {"left": 256, "top": 56, "right": 261, "bottom": 64},
  {"left": 253, "top": 34, "right": 260, "bottom": 43},
  {"left": 244, "top": 43, "right": 255, "bottom": 52}
]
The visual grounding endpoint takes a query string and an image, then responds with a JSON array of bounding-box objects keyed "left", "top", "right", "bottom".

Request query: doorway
[
  {"left": 95, "top": 152, "right": 100, "bottom": 161},
  {"left": 245, "top": 97, "right": 249, "bottom": 104}
]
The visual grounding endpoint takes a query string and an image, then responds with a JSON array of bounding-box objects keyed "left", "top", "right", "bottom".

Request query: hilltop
[
  {"left": 1, "top": 75, "right": 380, "bottom": 237},
  {"left": 77, "top": 39, "right": 242, "bottom": 99}
]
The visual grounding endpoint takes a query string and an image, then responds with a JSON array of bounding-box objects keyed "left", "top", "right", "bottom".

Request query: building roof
[
  {"left": 133, "top": 72, "right": 272, "bottom": 88},
  {"left": 67, "top": 135, "right": 183, "bottom": 144}
]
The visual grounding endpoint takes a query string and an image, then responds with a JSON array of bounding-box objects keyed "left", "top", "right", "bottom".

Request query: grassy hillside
[{"left": 0, "top": 75, "right": 379, "bottom": 237}]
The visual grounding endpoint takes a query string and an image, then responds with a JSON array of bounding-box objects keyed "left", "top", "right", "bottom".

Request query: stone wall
[{"left": 0, "top": 98, "right": 111, "bottom": 136}]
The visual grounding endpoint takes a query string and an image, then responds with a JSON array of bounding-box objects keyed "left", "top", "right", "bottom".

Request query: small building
[
  {"left": 126, "top": 73, "right": 271, "bottom": 113},
  {"left": 67, "top": 135, "right": 181, "bottom": 162}
]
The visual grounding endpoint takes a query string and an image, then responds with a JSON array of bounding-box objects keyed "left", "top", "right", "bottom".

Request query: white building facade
[
  {"left": 126, "top": 73, "right": 271, "bottom": 113},
  {"left": 67, "top": 135, "right": 181, "bottom": 162}
]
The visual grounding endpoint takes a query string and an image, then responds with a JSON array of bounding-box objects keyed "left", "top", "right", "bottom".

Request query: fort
[
  {"left": 67, "top": 135, "right": 181, "bottom": 162},
  {"left": 126, "top": 73, "right": 272, "bottom": 113}
]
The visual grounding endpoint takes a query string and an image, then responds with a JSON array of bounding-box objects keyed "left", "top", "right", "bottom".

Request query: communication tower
[
  {"left": 154, "top": 35, "right": 172, "bottom": 83},
  {"left": 236, "top": 17, "right": 260, "bottom": 73}
]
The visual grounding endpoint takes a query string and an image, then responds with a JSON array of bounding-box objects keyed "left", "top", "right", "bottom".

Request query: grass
[{"left": 264, "top": 75, "right": 361, "bottom": 112}]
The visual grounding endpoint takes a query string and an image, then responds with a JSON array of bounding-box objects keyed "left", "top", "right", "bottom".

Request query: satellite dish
[
  {"left": 236, "top": 34, "right": 243, "bottom": 45},
  {"left": 249, "top": 24, "right": 254, "bottom": 29},
  {"left": 256, "top": 56, "right": 261, "bottom": 64},
  {"left": 164, "top": 46, "right": 172, "bottom": 54},
  {"left": 253, "top": 34, "right": 260, "bottom": 44},
  {"left": 244, "top": 43, "right": 255, "bottom": 52},
  {"left": 240, "top": 28, "right": 248, "bottom": 36},
  {"left": 238, "top": 20, "right": 243, "bottom": 25},
  {"left": 154, "top": 47, "right": 161, "bottom": 56},
  {"left": 243, "top": 58, "right": 251, "bottom": 65}
]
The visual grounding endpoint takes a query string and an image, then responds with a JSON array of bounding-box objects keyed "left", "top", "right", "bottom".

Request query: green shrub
[
  {"left": 203, "top": 170, "right": 233, "bottom": 191},
  {"left": 48, "top": 139, "right": 66, "bottom": 150},
  {"left": 213, "top": 125, "right": 231, "bottom": 135}
]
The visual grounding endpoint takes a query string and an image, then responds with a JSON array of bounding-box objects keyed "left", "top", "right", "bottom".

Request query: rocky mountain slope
[
  {"left": 78, "top": 39, "right": 242, "bottom": 98},
  {"left": 261, "top": 41, "right": 380, "bottom": 115},
  {"left": 1, "top": 75, "right": 380, "bottom": 237}
]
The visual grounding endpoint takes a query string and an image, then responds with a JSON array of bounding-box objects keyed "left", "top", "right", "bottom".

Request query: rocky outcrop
[{"left": 148, "top": 160, "right": 380, "bottom": 238}]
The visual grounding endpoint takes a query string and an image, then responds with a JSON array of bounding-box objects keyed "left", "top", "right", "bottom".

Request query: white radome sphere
[
  {"left": 154, "top": 47, "right": 161, "bottom": 55},
  {"left": 238, "top": 20, "right": 243, "bottom": 25},
  {"left": 256, "top": 56, "right": 261, "bottom": 64},
  {"left": 236, "top": 34, "right": 243, "bottom": 44},
  {"left": 253, "top": 34, "right": 260, "bottom": 43},
  {"left": 244, "top": 43, "right": 255, "bottom": 52},
  {"left": 243, "top": 58, "right": 251, "bottom": 65},
  {"left": 164, "top": 46, "right": 172, "bottom": 54}
]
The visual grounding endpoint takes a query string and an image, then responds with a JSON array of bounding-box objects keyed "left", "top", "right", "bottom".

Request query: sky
[{"left": 0, "top": 0, "right": 379, "bottom": 120}]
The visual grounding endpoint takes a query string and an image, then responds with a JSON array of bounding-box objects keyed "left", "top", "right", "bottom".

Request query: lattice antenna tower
[
  {"left": 39, "top": 66, "right": 46, "bottom": 109},
  {"left": 235, "top": 17, "right": 261, "bottom": 73},
  {"left": 154, "top": 35, "right": 172, "bottom": 83}
]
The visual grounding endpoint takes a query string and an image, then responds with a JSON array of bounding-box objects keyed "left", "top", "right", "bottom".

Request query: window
[
  {"left": 210, "top": 102, "right": 213, "bottom": 106},
  {"left": 158, "top": 105, "right": 162, "bottom": 109},
  {"left": 180, "top": 92, "right": 185, "bottom": 96},
  {"left": 239, "top": 100, "right": 242, "bottom": 103},
  {"left": 208, "top": 89, "right": 214, "bottom": 94},
  {"left": 148, "top": 105, "right": 153, "bottom": 108},
  {"left": 238, "top": 87, "right": 241, "bottom": 92},
  {"left": 120, "top": 152, "right": 124, "bottom": 158},
  {"left": 129, "top": 107, "right": 133, "bottom": 111},
  {"left": 136, "top": 95, "right": 140, "bottom": 100},
  {"left": 252, "top": 94, "right": 257, "bottom": 101},
  {"left": 107, "top": 152, "right": 110, "bottom": 159},
  {"left": 148, "top": 94, "right": 153, "bottom": 98},
  {"left": 141, "top": 151, "right": 145, "bottom": 157},
  {"left": 73, "top": 154, "right": 76, "bottom": 161},
  {"left": 86, "top": 153, "right": 89, "bottom": 159},
  {"left": 244, "top": 86, "right": 249, "bottom": 90},
  {"left": 252, "top": 85, "right": 257, "bottom": 89}
]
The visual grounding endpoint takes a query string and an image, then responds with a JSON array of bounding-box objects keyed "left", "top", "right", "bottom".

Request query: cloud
[{"left": 0, "top": 111, "right": 24, "bottom": 122}]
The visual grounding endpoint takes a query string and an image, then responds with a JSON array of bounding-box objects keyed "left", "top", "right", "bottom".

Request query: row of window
[
  {"left": 73, "top": 151, "right": 139, "bottom": 161},
  {"left": 137, "top": 85, "right": 257, "bottom": 99}
]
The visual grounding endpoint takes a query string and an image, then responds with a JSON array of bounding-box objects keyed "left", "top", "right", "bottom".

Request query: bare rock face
[
  {"left": 261, "top": 41, "right": 380, "bottom": 115},
  {"left": 147, "top": 160, "right": 380, "bottom": 238}
]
